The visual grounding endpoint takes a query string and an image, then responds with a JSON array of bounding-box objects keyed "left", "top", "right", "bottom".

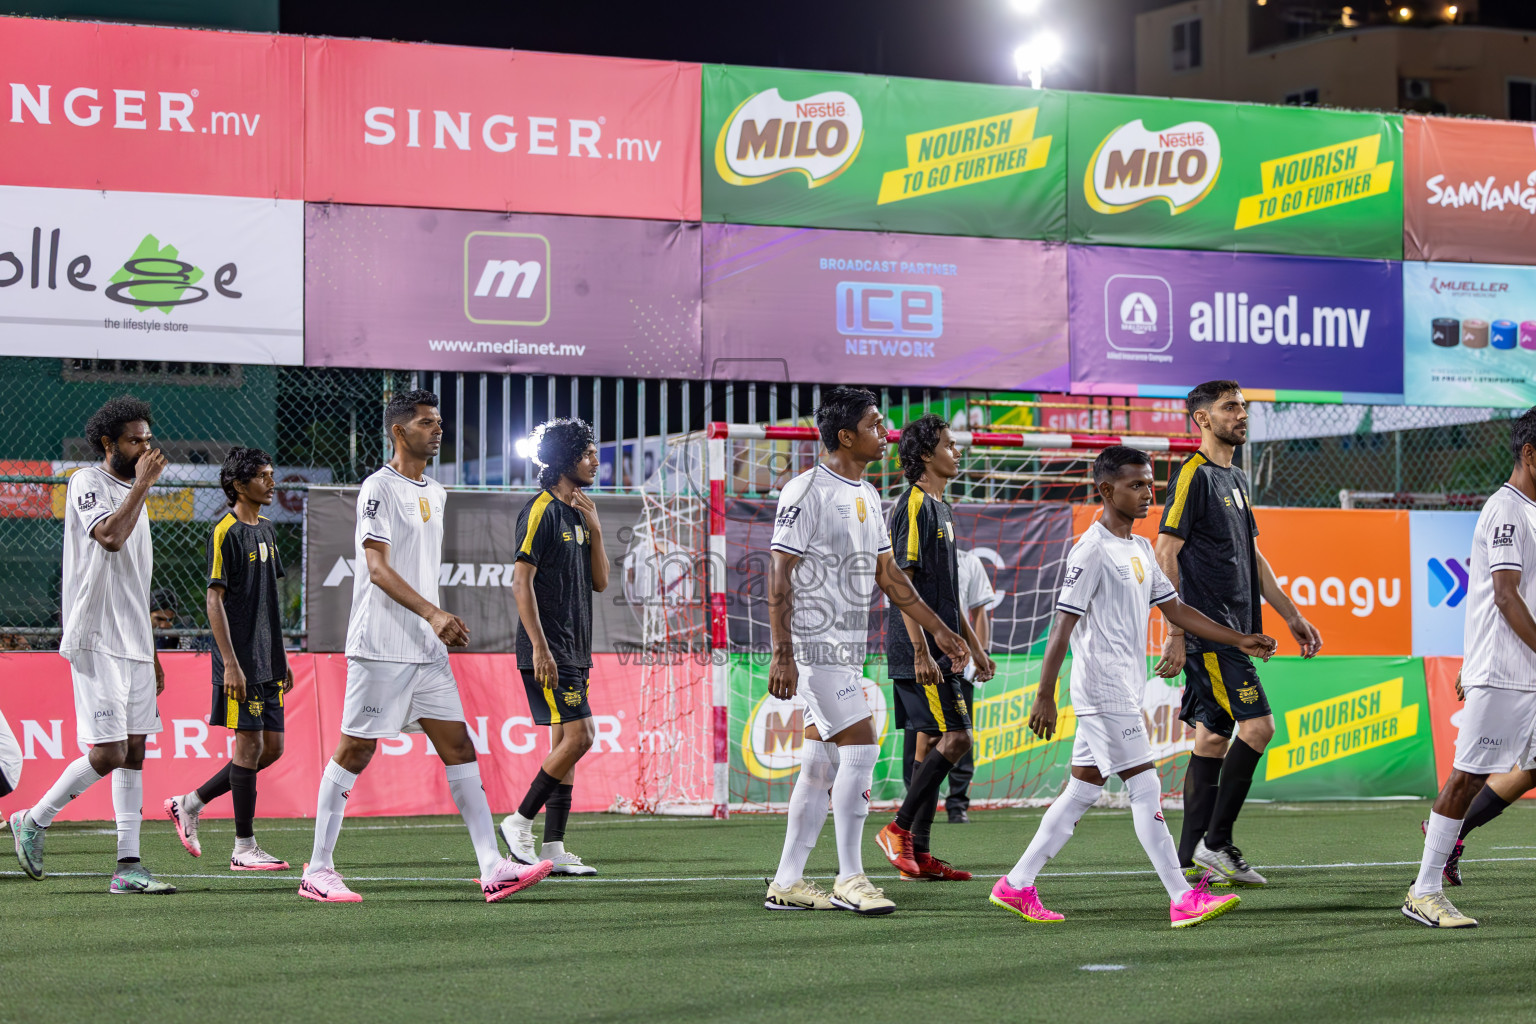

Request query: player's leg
[
  {"left": 991, "top": 760, "right": 1100, "bottom": 923},
  {"left": 504, "top": 670, "right": 596, "bottom": 863},
  {"left": 1176, "top": 655, "right": 1230, "bottom": 872},
  {"left": 1191, "top": 653, "right": 1271, "bottom": 885},
  {"left": 538, "top": 723, "right": 597, "bottom": 876},
  {"left": 945, "top": 680, "right": 976, "bottom": 823},
  {"left": 766, "top": 726, "right": 839, "bottom": 910},
  {"left": 108, "top": 659, "right": 173, "bottom": 894},
  {"left": 880, "top": 678, "right": 971, "bottom": 875},
  {"left": 0, "top": 707, "right": 22, "bottom": 799},
  {"left": 226, "top": 722, "right": 285, "bottom": 871}
]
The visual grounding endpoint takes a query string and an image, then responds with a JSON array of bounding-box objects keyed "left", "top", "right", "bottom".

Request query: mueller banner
[
  {"left": 306, "top": 487, "right": 656, "bottom": 655},
  {"left": 702, "top": 65, "right": 1066, "bottom": 239},
  {"left": 1409, "top": 511, "right": 1477, "bottom": 657},
  {"left": 304, "top": 38, "right": 701, "bottom": 220},
  {"left": 304, "top": 204, "right": 701, "bottom": 375},
  {"left": 1402, "top": 260, "right": 1536, "bottom": 407},
  {"left": 702, "top": 223, "right": 1068, "bottom": 389},
  {"left": 0, "top": 185, "right": 303, "bottom": 364},
  {"left": 1067, "top": 244, "right": 1403, "bottom": 402},
  {"left": 1405, "top": 116, "right": 1536, "bottom": 264},
  {"left": 1067, "top": 94, "right": 1402, "bottom": 259},
  {"left": 0, "top": 16, "right": 301, "bottom": 199}
]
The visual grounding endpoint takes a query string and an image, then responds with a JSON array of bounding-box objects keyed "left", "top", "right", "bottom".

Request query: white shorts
[
  {"left": 796, "top": 663, "right": 871, "bottom": 739},
  {"left": 1453, "top": 686, "right": 1536, "bottom": 775},
  {"left": 0, "top": 708, "right": 21, "bottom": 794},
  {"left": 1071, "top": 711, "right": 1155, "bottom": 778},
  {"left": 340, "top": 654, "right": 465, "bottom": 739},
  {"left": 68, "top": 649, "right": 161, "bottom": 744}
]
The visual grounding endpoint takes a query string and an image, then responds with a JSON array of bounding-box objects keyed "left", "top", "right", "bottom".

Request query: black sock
[
  {"left": 518, "top": 769, "right": 563, "bottom": 820},
  {"left": 230, "top": 764, "right": 258, "bottom": 840},
  {"left": 896, "top": 748, "right": 953, "bottom": 831},
  {"left": 901, "top": 729, "right": 918, "bottom": 789},
  {"left": 196, "top": 763, "right": 233, "bottom": 806},
  {"left": 1205, "top": 740, "right": 1263, "bottom": 849},
  {"left": 1460, "top": 786, "right": 1512, "bottom": 840},
  {"left": 1178, "top": 754, "right": 1223, "bottom": 866},
  {"left": 544, "top": 784, "right": 574, "bottom": 844},
  {"left": 913, "top": 791, "right": 939, "bottom": 855}
]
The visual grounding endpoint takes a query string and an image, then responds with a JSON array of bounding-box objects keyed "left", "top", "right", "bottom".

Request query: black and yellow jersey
[
  {"left": 206, "top": 512, "right": 287, "bottom": 685},
  {"left": 1158, "top": 452, "right": 1262, "bottom": 652},
  {"left": 885, "top": 483, "right": 962, "bottom": 677},
  {"left": 514, "top": 490, "right": 595, "bottom": 671}
]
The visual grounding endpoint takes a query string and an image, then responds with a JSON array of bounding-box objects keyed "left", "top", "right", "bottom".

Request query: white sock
[
  {"left": 1126, "top": 770, "right": 1189, "bottom": 899},
  {"left": 542, "top": 840, "right": 565, "bottom": 858},
  {"left": 235, "top": 835, "right": 256, "bottom": 853},
  {"left": 1414, "top": 811, "right": 1462, "bottom": 897},
  {"left": 112, "top": 768, "right": 143, "bottom": 862},
  {"left": 772, "top": 740, "right": 838, "bottom": 889},
  {"left": 183, "top": 789, "right": 206, "bottom": 815},
  {"left": 831, "top": 743, "right": 878, "bottom": 883},
  {"left": 1007, "top": 777, "right": 1102, "bottom": 889},
  {"left": 445, "top": 761, "right": 502, "bottom": 878},
  {"left": 508, "top": 811, "right": 534, "bottom": 831},
  {"left": 30, "top": 755, "right": 105, "bottom": 827},
  {"left": 308, "top": 759, "right": 358, "bottom": 873}
]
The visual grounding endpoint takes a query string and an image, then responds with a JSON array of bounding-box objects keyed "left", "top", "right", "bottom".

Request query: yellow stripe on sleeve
[
  {"left": 519, "top": 492, "right": 555, "bottom": 556},
  {"left": 1163, "top": 454, "right": 1207, "bottom": 530},
  {"left": 905, "top": 486, "right": 925, "bottom": 564},
  {"left": 210, "top": 513, "right": 237, "bottom": 581},
  {"left": 1203, "top": 653, "right": 1233, "bottom": 717}
]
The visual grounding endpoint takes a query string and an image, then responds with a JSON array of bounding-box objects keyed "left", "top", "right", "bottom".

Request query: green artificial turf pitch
[{"left": 3, "top": 800, "right": 1535, "bottom": 1023}]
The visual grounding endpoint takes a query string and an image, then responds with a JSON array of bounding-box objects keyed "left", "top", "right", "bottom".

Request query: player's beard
[
  {"left": 107, "top": 447, "right": 139, "bottom": 479},
  {"left": 1213, "top": 424, "right": 1247, "bottom": 448}
]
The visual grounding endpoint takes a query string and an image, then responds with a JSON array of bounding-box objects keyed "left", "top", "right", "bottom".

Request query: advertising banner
[
  {"left": 1068, "top": 244, "right": 1403, "bottom": 402},
  {"left": 1067, "top": 94, "right": 1402, "bottom": 258},
  {"left": 1409, "top": 511, "right": 1477, "bottom": 657},
  {"left": 1404, "top": 116, "right": 1536, "bottom": 264},
  {"left": 702, "top": 224, "right": 1068, "bottom": 389},
  {"left": 0, "top": 17, "right": 302, "bottom": 199},
  {"left": 304, "top": 204, "right": 701, "bottom": 375},
  {"left": 306, "top": 487, "right": 657, "bottom": 655},
  {"left": 0, "top": 185, "right": 303, "bottom": 364},
  {"left": 1424, "top": 655, "right": 1461, "bottom": 791},
  {"left": 304, "top": 38, "right": 701, "bottom": 220},
  {"left": 702, "top": 65, "right": 1066, "bottom": 239},
  {"left": 1402, "top": 260, "right": 1536, "bottom": 408}
]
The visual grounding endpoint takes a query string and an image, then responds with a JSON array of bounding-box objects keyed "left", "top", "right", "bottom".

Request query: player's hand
[
  {"left": 1288, "top": 614, "right": 1323, "bottom": 659},
  {"left": 1455, "top": 670, "right": 1464, "bottom": 703},
  {"left": 154, "top": 655, "right": 166, "bottom": 695},
  {"left": 768, "top": 647, "right": 798, "bottom": 700},
  {"left": 223, "top": 662, "right": 247, "bottom": 702},
  {"left": 934, "top": 627, "right": 970, "bottom": 673},
  {"left": 135, "top": 446, "right": 167, "bottom": 487},
  {"left": 570, "top": 489, "right": 601, "bottom": 532},
  {"left": 1154, "top": 631, "right": 1187, "bottom": 678},
  {"left": 973, "top": 650, "right": 997, "bottom": 683},
  {"left": 281, "top": 666, "right": 294, "bottom": 696},
  {"left": 533, "top": 646, "right": 559, "bottom": 688},
  {"left": 1028, "top": 693, "right": 1058, "bottom": 740},
  {"left": 914, "top": 648, "right": 942, "bottom": 688},
  {"left": 1239, "top": 633, "right": 1278, "bottom": 662},
  {"left": 429, "top": 608, "right": 470, "bottom": 647}
]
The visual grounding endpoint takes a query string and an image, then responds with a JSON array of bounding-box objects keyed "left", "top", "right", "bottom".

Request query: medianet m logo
[{"left": 1426, "top": 556, "right": 1468, "bottom": 608}]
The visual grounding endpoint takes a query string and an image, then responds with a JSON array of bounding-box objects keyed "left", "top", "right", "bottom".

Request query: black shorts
[
  {"left": 1180, "top": 649, "right": 1271, "bottom": 738},
  {"left": 521, "top": 668, "right": 593, "bottom": 726},
  {"left": 211, "top": 679, "right": 285, "bottom": 732},
  {"left": 892, "top": 676, "right": 972, "bottom": 735}
]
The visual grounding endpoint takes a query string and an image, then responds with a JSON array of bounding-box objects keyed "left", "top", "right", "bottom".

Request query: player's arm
[
  {"left": 875, "top": 551, "right": 969, "bottom": 671},
  {"left": 570, "top": 490, "right": 609, "bottom": 593},
  {"left": 896, "top": 568, "right": 942, "bottom": 688},
  {"left": 1028, "top": 610, "right": 1078, "bottom": 741},
  {"left": 1158, "top": 597, "right": 1276, "bottom": 665},
  {"left": 767, "top": 550, "right": 800, "bottom": 700},
  {"left": 362, "top": 539, "right": 469, "bottom": 646},
  {"left": 1491, "top": 569, "right": 1536, "bottom": 655},
  {"left": 91, "top": 448, "right": 166, "bottom": 552},
  {"left": 511, "top": 561, "right": 559, "bottom": 687},
  {"left": 1257, "top": 547, "right": 1323, "bottom": 658},
  {"left": 206, "top": 584, "right": 244, "bottom": 701},
  {"left": 1152, "top": 532, "right": 1187, "bottom": 675}
]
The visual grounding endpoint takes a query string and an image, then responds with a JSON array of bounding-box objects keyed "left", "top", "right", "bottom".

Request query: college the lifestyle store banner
[
  {"left": 1404, "top": 116, "right": 1536, "bottom": 265},
  {"left": 703, "top": 65, "right": 1065, "bottom": 239},
  {"left": 701, "top": 224, "right": 1068, "bottom": 389},
  {"left": 303, "top": 204, "right": 701, "bottom": 376},
  {"left": 1067, "top": 94, "right": 1402, "bottom": 259},
  {"left": 1402, "top": 260, "right": 1536, "bottom": 408},
  {"left": 1067, "top": 244, "right": 1403, "bottom": 401}
]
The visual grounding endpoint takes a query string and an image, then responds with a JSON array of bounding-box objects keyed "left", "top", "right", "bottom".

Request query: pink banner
[{"left": 0, "top": 652, "right": 640, "bottom": 822}]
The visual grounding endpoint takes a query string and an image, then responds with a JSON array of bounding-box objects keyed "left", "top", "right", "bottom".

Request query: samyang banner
[
  {"left": 1068, "top": 244, "right": 1403, "bottom": 402},
  {"left": 1404, "top": 116, "right": 1536, "bottom": 264},
  {"left": 701, "top": 223, "right": 1068, "bottom": 389},
  {"left": 0, "top": 185, "right": 303, "bottom": 364},
  {"left": 304, "top": 204, "right": 701, "bottom": 376},
  {"left": 0, "top": 17, "right": 302, "bottom": 199},
  {"left": 304, "top": 37, "right": 701, "bottom": 220},
  {"left": 1067, "top": 94, "right": 1402, "bottom": 258},
  {"left": 702, "top": 65, "right": 1066, "bottom": 239},
  {"left": 306, "top": 487, "right": 664, "bottom": 655},
  {"left": 1402, "top": 260, "right": 1536, "bottom": 407}
]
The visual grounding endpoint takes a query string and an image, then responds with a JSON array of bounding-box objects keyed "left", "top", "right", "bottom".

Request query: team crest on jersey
[
  {"left": 1493, "top": 524, "right": 1516, "bottom": 548},
  {"left": 258, "top": 541, "right": 269, "bottom": 563},
  {"left": 1131, "top": 556, "right": 1144, "bottom": 583},
  {"left": 1232, "top": 488, "right": 1246, "bottom": 510},
  {"left": 1238, "top": 686, "right": 1260, "bottom": 704},
  {"left": 575, "top": 524, "right": 586, "bottom": 545},
  {"left": 77, "top": 491, "right": 98, "bottom": 511},
  {"left": 1063, "top": 566, "right": 1083, "bottom": 587},
  {"left": 856, "top": 496, "right": 867, "bottom": 522},
  {"left": 363, "top": 499, "right": 380, "bottom": 520},
  {"left": 776, "top": 505, "right": 801, "bottom": 529},
  {"left": 419, "top": 498, "right": 432, "bottom": 521}
]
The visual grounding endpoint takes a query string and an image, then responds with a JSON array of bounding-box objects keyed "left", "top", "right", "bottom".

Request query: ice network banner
[
  {"left": 1402, "top": 260, "right": 1536, "bottom": 407},
  {"left": 1068, "top": 244, "right": 1402, "bottom": 401},
  {"left": 0, "top": 185, "right": 303, "bottom": 364}
]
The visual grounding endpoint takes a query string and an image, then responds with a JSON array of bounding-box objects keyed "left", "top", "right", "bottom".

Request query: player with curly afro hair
[
  {"left": 219, "top": 446, "right": 275, "bottom": 507},
  {"left": 530, "top": 418, "right": 596, "bottom": 489}
]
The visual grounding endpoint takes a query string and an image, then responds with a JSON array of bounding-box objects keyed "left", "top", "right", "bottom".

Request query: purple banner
[
  {"left": 702, "top": 223, "right": 1068, "bottom": 388},
  {"left": 304, "top": 204, "right": 701, "bottom": 375},
  {"left": 1068, "top": 245, "right": 1403, "bottom": 401}
]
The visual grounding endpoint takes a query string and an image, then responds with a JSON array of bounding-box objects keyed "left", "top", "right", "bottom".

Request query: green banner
[
  {"left": 702, "top": 65, "right": 1067, "bottom": 239},
  {"left": 1067, "top": 94, "right": 1403, "bottom": 258}
]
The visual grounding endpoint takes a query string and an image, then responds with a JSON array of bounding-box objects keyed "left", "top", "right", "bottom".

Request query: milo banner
[
  {"left": 1402, "top": 260, "right": 1536, "bottom": 408},
  {"left": 306, "top": 487, "right": 654, "bottom": 654},
  {"left": 1067, "top": 94, "right": 1402, "bottom": 258},
  {"left": 703, "top": 65, "right": 1066, "bottom": 239}
]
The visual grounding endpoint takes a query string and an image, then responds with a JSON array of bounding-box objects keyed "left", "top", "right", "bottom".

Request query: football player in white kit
[
  {"left": 1403, "top": 409, "right": 1536, "bottom": 929},
  {"left": 1, "top": 705, "right": 23, "bottom": 802},
  {"left": 10, "top": 397, "right": 175, "bottom": 893},
  {"left": 762, "top": 387, "right": 970, "bottom": 916},
  {"left": 991, "top": 446, "right": 1274, "bottom": 928},
  {"left": 299, "top": 389, "right": 551, "bottom": 904}
]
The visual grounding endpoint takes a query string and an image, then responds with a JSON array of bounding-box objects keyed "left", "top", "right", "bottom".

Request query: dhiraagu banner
[
  {"left": 1067, "top": 94, "right": 1402, "bottom": 258},
  {"left": 703, "top": 65, "right": 1066, "bottom": 239}
]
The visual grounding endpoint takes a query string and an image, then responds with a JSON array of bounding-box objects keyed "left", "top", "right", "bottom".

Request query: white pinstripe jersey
[
  {"left": 60, "top": 465, "right": 154, "bottom": 663},
  {"left": 345, "top": 466, "right": 449, "bottom": 663}
]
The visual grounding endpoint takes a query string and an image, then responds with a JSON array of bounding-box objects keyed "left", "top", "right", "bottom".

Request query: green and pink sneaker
[{"left": 989, "top": 876, "right": 1065, "bottom": 923}]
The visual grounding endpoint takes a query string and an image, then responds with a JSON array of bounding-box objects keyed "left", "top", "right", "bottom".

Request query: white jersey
[
  {"left": 1461, "top": 484, "right": 1536, "bottom": 692},
  {"left": 345, "top": 466, "right": 449, "bottom": 663},
  {"left": 1056, "top": 521, "right": 1176, "bottom": 716},
  {"left": 60, "top": 465, "right": 154, "bottom": 663},
  {"left": 770, "top": 464, "right": 892, "bottom": 666},
  {"left": 957, "top": 548, "right": 997, "bottom": 613}
]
